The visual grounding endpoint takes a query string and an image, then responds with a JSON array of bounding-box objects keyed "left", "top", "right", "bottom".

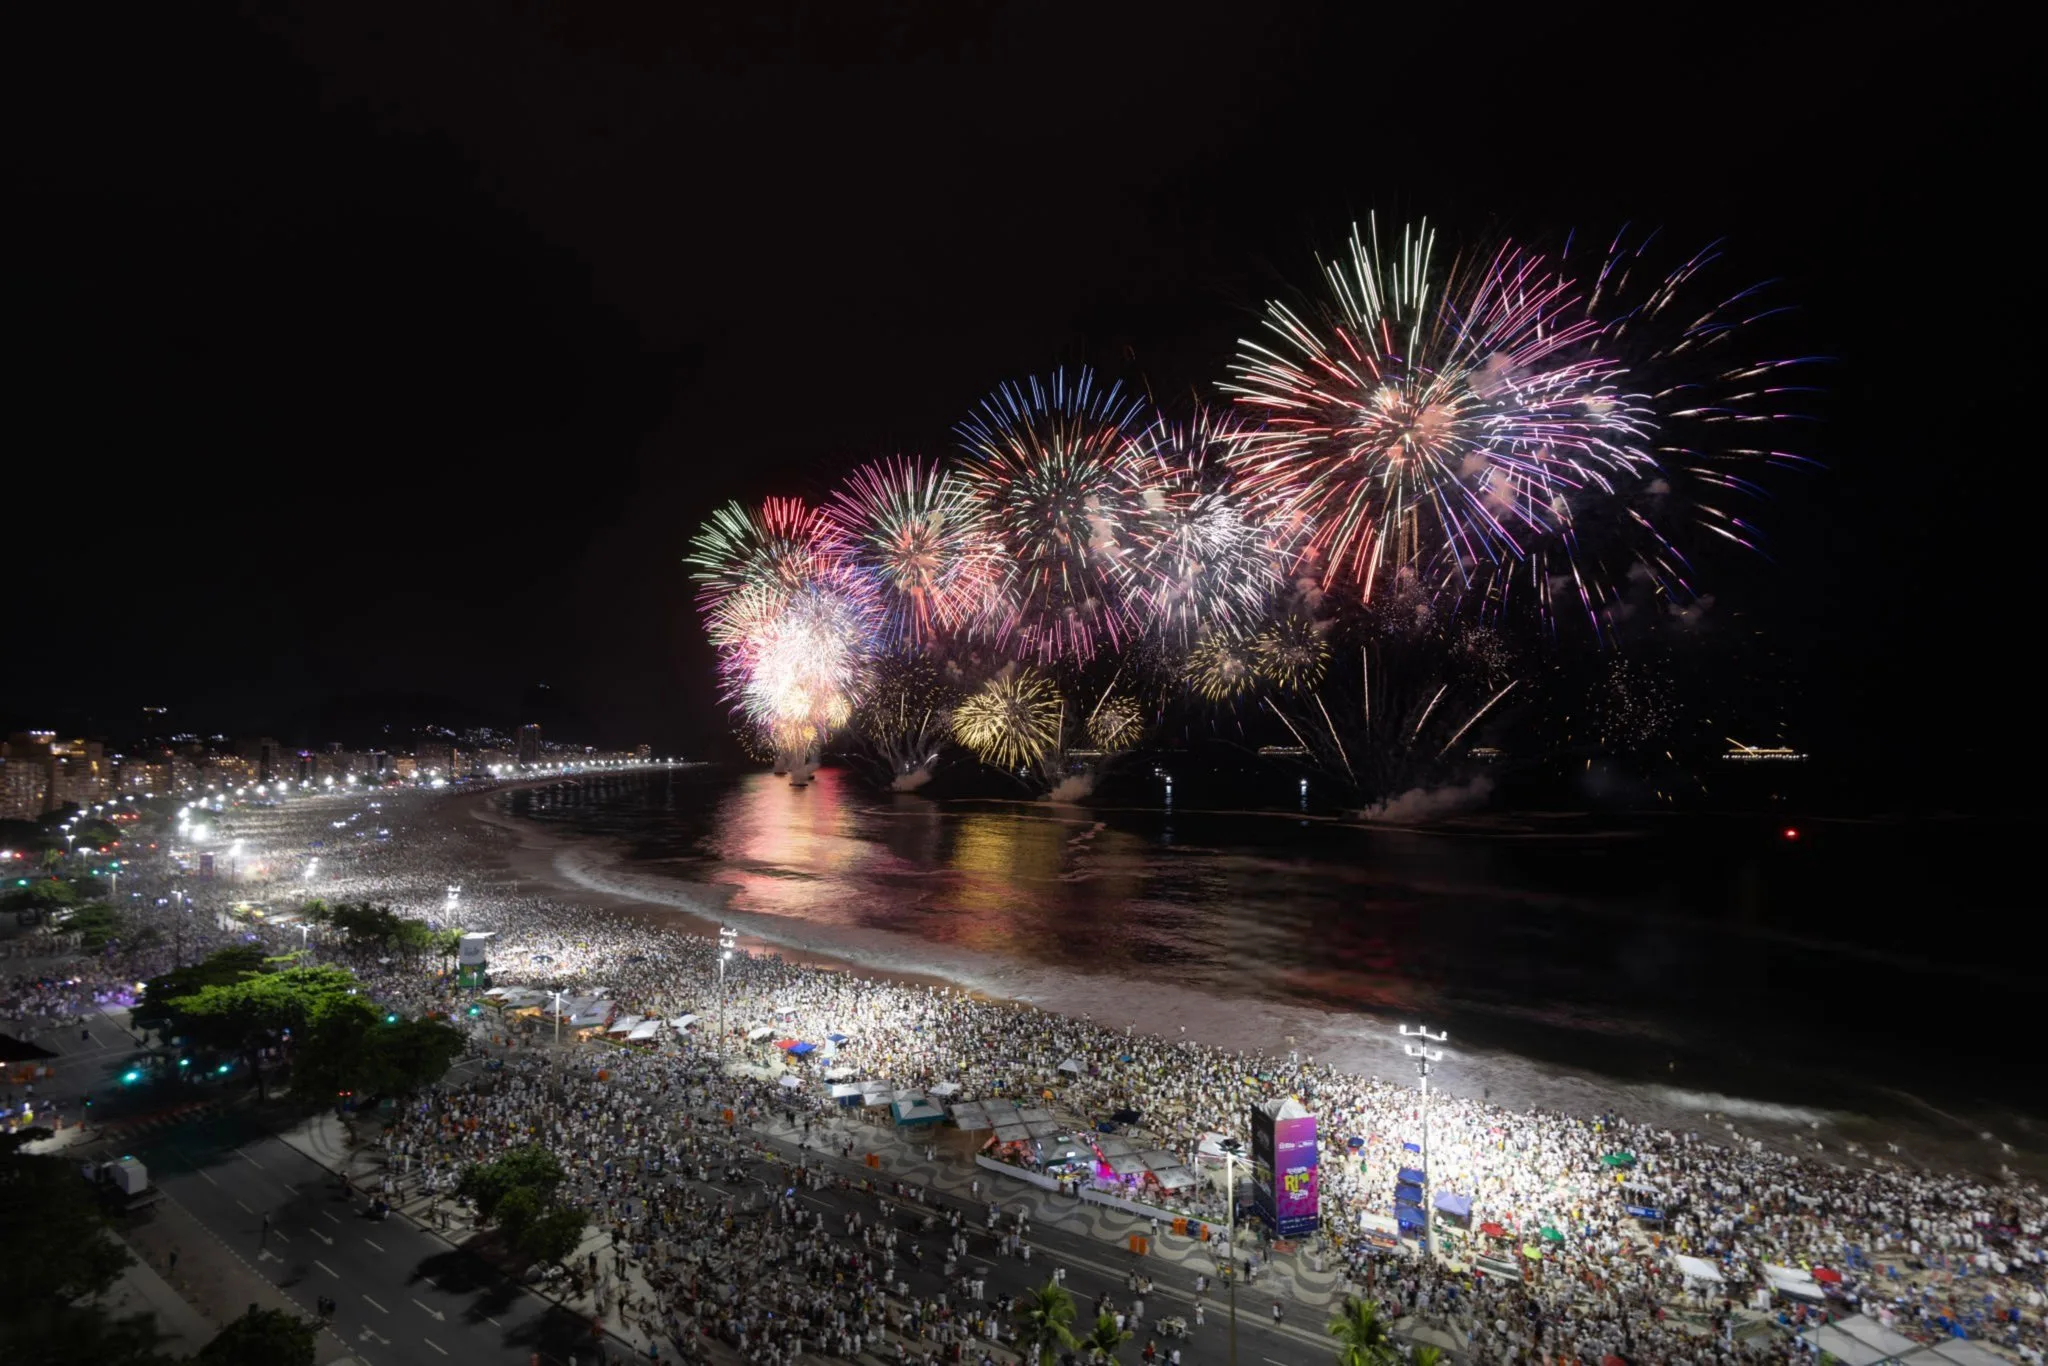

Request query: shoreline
[
  {"left": 448, "top": 777, "right": 2047, "bottom": 1182},
  {"left": 461, "top": 782, "right": 984, "bottom": 1000}
]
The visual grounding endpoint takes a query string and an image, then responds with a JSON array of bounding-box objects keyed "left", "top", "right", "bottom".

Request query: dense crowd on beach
[{"left": 7, "top": 782, "right": 2044, "bottom": 1364}]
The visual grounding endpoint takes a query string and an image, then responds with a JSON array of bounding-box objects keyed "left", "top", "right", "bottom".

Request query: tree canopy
[
  {"left": 1328, "top": 1296, "right": 1397, "bottom": 1366},
  {"left": 1015, "top": 1280, "right": 1079, "bottom": 1365},
  {"left": 192, "top": 1306, "right": 316, "bottom": 1366},
  {"left": 0, "top": 1133, "right": 170, "bottom": 1366},
  {"left": 456, "top": 1145, "right": 587, "bottom": 1265}
]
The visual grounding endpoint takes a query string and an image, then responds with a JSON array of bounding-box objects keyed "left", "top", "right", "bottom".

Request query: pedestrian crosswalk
[{"left": 97, "top": 1098, "right": 223, "bottom": 1137}]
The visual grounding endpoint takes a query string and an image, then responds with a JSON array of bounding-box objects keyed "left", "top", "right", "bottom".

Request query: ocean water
[{"left": 503, "top": 766, "right": 2044, "bottom": 1162}]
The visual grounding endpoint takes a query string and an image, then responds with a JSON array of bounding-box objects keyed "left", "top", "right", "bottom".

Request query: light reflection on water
[{"left": 510, "top": 766, "right": 2041, "bottom": 1120}]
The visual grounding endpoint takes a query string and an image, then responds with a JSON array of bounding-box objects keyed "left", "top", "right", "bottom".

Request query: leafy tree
[
  {"left": 1015, "top": 1280, "right": 1079, "bottom": 1366},
  {"left": 393, "top": 917, "right": 437, "bottom": 964},
  {"left": 495, "top": 1184, "right": 543, "bottom": 1242},
  {"left": 327, "top": 903, "right": 402, "bottom": 947},
  {"left": 458, "top": 1145, "right": 585, "bottom": 1265},
  {"left": 132, "top": 945, "right": 270, "bottom": 1034},
  {"left": 0, "top": 1133, "right": 171, "bottom": 1365},
  {"left": 192, "top": 1306, "right": 316, "bottom": 1366},
  {"left": 65, "top": 903, "right": 125, "bottom": 950},
  {"left": 71, "top": 819, "right": 121, "bottom": 850},
  {"left": 364, "top": 1017, "right": 464, "bottom": 1095},
  {"left": 1327, "top": 1296, "right": 1396, "bottom": 1366},
  {"left": 286, "top": 994, "right": 384, "bottom": 1103},
  {"left": 0, "top": 1135, "right": 133, "bottom": 1301},
  {"left": 0, "top": 817, "right": 60, "bottom": 853},
  {"left": 457, "top": 1144, "right": 564, "bottom": 1221},
  {"left": 2, "top": 877, "right": 80, "bottom": 920},
  {"left": 167, "top": 966, "right": 361, "bottom": 1099},
  {"left": 1413, "top": 1347, "right": 1444, "bottom": 1366},
  {"left": 513, "top": 1203, "right": 587, "bottom": 1266},
  {"left": 8, "top": 1304, "right": 172, "bottom": 1366},
  {"left": 1080, "top": 1310, "right": 1132, "bottom": 1362}
]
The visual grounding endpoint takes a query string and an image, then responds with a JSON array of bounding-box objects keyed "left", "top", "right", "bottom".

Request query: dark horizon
[{"left": 10, "top": 2, "right": 2031, "bottom": 805}]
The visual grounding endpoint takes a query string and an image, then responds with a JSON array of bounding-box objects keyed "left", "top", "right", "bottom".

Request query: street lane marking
[
  {"left": 362, "top": 1294, "right": 388, "bottom": 1313},
  {"left": 196, "top": 1169, "right": 218, "bottom": 1186},
  {"left": 316, "top": 1260, "right": 338, "bottom": 1278},
  {"left": 307, "top": 1226, "right": 333, "bottom": 1245},
  {"left": 236, "top": 1199, "right": 254, "bottom": 1213},
  {"left": 363, "top": 1237, "right": 384, "bottom": 1251},
  {"left": 234, "top": 1148, "right": 263, "bottom": 1168},
  {"left": 269, "top": 1228, "right": 289, "bottom": 1242},
  {"left": 424, "top": 1338, "right": 448, "bottom": 1355},
  {"left": 412, "top": 1299, "right": 447, "bottom": 1321},
  {"left": 323, "top": 1211, "right": 341, "bottom": 1223},
  {"left": 486, "top": 1316, "right": 502, "bottom": 1327}
]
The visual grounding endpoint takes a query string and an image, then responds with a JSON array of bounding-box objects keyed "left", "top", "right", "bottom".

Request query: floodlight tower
[
  {"left": 717, "top": 926, "right": 739, "bottom": 1055},
  {"left": 1401, "top": 1024, "right": 1448, "bottom": 1259}
]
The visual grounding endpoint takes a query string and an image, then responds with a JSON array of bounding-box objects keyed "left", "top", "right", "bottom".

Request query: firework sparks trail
[{"left": 1436, "top": 678, "right": 1521, "bottom": 758}]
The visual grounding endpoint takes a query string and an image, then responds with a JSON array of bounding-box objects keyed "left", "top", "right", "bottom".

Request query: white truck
[{"left": 82, "top": 1155, "right": 162, "bottom": 1213}]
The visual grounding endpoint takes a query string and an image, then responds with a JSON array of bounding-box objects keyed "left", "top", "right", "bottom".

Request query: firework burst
[
  {"left": 1183, "top": 631, "right": 1260, "bottom": 702},
  {"left": 1086, "top": 694, "right": 1145, "bottom": 753},
  {"left": 955, "top": 369, "right": 1150, "bottom": 662},
  {"left": 685, "top": 496, "right": 833, "bottom": 609},
  {"left": 689, "top": 497, "right": 879, "bottom": 769},
  {"left": 950, "top": 667, "right": 1063, "bottom": 768},
  {"left": 823, "top": 456, "right": 1004, "bottom": 646},
  {"left": 1224, "top": 216, "right": 1815, "bottom": 637},
  {"left": 1120, "top": 409, "right": 1291, "bottom": 641},
  {"left": 1253, "top": 615, "right": 1330, "bottom": 691}
]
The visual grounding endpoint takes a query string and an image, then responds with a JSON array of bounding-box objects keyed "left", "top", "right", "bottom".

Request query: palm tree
[
  {"left": 1328, "top": 1295, "right": 1396, "bottom": 1366},
  {"left": 1015, "top": 1279, "right": 1079, "bottom": 1366},
  {"left": 1413, "top": 1346, "right": 1445, "bottom": 1366},
  {"left": 1081, "top": 1310, "right": 1133, "bottom": 1362}
]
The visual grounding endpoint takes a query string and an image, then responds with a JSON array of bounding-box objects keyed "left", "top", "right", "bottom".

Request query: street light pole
[
  {"left": 717, "top": 926, "right": 738, "bottom": 1057},
  {"left": 1401, "top": 1024, "right": 1448, "bottom": 1262},
  {"left": 1220, "top": 1136, "right": 1242, "bottom": 1366}
]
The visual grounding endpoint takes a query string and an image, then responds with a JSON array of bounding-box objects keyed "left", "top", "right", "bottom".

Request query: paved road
[
  {"left": 119, "top": 1109, "right": 608, "bottom": 1366},
  {"left": 116, "top": 1104, "right": 1348, "bottom": 1366},
  {"left": 734, "top": 1125, "right": 1345, "bottom": 1366}
]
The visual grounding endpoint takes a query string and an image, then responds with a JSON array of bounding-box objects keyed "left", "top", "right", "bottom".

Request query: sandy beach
[{"left": 447, "top": 777, "right": 2046, "bottom": 1182}]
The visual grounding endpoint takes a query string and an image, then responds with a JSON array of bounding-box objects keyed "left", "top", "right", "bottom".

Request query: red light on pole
[{"left": 1782, "top": 828, "right": 1799, "bottom": 840}]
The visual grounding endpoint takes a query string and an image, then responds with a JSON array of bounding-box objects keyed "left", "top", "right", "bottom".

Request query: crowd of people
[{"left": 5, "top": 781, "right": 2043, "bottom": 1365}]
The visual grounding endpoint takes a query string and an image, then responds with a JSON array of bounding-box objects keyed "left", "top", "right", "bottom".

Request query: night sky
[{"left": 11, "top": 2, "right": 2029, "bottom": 796}]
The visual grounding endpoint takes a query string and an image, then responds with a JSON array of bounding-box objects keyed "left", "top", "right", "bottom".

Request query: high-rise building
[
  {"left": 235, "top": 736, "right": 286, "bottom": 782},
  {"left": 4, "top": 733, "right": 111, "bottom": 812},
  {"left": 1, "top": 758, "right": 49, "bottom": 820},
  {"left": 635, "top": 743, "right": 652, "bottom": 759},
  {"left": 517, "top": 724, "right": 542, "bottom": 765}
]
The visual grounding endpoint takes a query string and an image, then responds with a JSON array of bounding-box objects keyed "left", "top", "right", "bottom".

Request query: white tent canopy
[
  {"left": 626, "top": 1020, "right": 661, "bottom": 1041},
  {"left": 747, "top": 1026, "right": 775, "bottom": 1041},
  {"left": 1802, "top": 1316, "right": 1923, "bottom": 1366},
  {"left": 1056, "top": 1057, "right": 1083, "bottom": 1074},
  {"left": 776, "top": 1074, "right": 802, "bottom": 1090},
  {"left": 1672, "top": 1254, "right": 1725, "bottom": 1284},
  {"left": 1763, "top": 1264, "right": 1827, "bottom": 1302}
]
